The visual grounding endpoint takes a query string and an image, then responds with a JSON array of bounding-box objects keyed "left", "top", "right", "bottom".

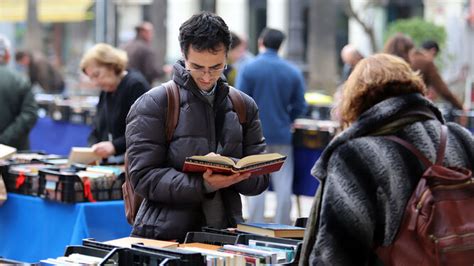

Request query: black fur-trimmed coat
[{"left": 300, "top": 93, "right": 474, "bottom": 265}]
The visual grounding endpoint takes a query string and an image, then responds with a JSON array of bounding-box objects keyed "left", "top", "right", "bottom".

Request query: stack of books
[{"left": 178, "top": 238, "right": 299, "bottom": 265}]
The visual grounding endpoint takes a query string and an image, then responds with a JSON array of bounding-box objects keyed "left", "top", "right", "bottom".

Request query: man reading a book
[{"left": 125, "top": 12, "right": 270, "bottom": 241}]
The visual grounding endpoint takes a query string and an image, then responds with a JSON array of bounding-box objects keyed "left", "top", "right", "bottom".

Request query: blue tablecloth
[
  {"left": 0, "top": 193, "right": 132, "bottom": 263},
  {"left": 293, "top": 147, "right": 321, "bottom": 197},
  {"left": 29, "top": 117, "right": 92, "bottom": 156}
]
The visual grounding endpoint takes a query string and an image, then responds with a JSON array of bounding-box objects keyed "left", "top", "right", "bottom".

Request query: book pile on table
[{"left": 179, "top": 239, "right": 299, "bottom": 265}]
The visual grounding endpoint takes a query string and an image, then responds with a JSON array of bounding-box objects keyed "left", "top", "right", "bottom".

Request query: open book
[
  {"left": 68, "top": 147, "right": 101, "bottom": 165},
  {"left": 183, "top": 153, "right": 286, "bottom": 176}
]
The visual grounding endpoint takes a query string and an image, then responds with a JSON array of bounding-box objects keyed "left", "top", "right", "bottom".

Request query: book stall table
[
  {"left": 0, "top": 193, "right": 131, "bottom": 263},
  {"left": 29, "top": 117, "right": 92, "bottom": 156}
]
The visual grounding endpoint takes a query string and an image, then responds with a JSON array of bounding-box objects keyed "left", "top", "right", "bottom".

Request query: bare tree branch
[{"left": 342, "top": 0, "right": 378, "bottom": 52}]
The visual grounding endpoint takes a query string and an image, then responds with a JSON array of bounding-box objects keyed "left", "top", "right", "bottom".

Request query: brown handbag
[
  {"left": 122, "top": 82, "right": 247, "bottom": 225},
  {"left": 376, "top": 125, "right": 474, "bottom": 265}
]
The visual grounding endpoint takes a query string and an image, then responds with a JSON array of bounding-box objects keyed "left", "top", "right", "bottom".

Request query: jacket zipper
[
  {"left": 416, "top": 179, "right": 473, "bottom": 208},
  {"left": 409, "top": 179, "right": 474, "bottom": 231},
  {"left": 430, "top": 232, "right": 474, "bottom": 253}
]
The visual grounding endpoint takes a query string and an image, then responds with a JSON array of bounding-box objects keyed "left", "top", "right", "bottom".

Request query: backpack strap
[
  {"left": 228, "top": 86, "right": 247, "bottom": 124},
  {"left": 162, "top": 83, "right": 246, "bottom": 142},
  {"left": 163, "top": 80, "right": 180, "bottom": 142},
  {"left": 436, "top": 125, "right": 448, "bottom": 165},
  {"left": 384, "top": 125, "right": 448, "bottom": 168}
]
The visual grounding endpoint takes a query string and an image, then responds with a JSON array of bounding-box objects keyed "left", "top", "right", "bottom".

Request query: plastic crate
[
  {"left": 5, "top": 164, "right": 56, "bottom": 196},
  {"left": 184, "top": 231, "right": 238, "bottom": 246},
  {"left": 38, "top": 168, "right": 124, "bottom": 203},
  {"left": 131, "top": 244, "right": 204, "bottom": 266},
  {"left": 39, "top": 169, "right": 85, "bottom": 203}
]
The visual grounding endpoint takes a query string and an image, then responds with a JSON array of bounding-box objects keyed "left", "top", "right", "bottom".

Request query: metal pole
[{"left": 95, "top": 0, "right": 105, "bottom": 43}]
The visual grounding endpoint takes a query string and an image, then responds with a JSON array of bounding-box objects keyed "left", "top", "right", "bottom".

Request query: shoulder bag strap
[
  {"left": 384, "top": 125, "right": 448, "bottom": 168},
  {"left": 228, "top": 86, "right": 247, "bottom": 124},
  {"left": 163, "top": 80, "right": 180, "bottom": 142}
]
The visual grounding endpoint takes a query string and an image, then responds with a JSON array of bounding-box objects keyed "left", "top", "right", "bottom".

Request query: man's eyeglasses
[{"left": 186, "top": 64, "right": 227, "bottom": 77}]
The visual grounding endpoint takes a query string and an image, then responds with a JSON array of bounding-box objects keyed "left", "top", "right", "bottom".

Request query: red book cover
[{"left": 182, "top": 153, "right": 286, "bottom": 177}]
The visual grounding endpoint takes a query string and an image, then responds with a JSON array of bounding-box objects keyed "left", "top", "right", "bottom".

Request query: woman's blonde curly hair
[
  {"left": 338, "top": 53, "right": 426, "bottom": 128},
  {"left": 80, "top": 43, "right": 128, "bottom": 75}
]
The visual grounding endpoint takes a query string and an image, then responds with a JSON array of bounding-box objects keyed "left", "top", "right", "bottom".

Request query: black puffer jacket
[
  {"left": 125, "top": 61, "right": 269, "bottom": 241},
  {"left": 300, "top": 93, "right": 474, "bottom": 265}
]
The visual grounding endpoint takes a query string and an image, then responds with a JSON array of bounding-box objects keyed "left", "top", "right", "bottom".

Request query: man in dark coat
[
  {"left": 123, "top": 22, "right": 165, "bottom": 85},
  {"left": 0, "top": 35, "right": 38, "bottom": 150},
  {"left": 125, "top": 12, "right": 269, "bottom": 241}
]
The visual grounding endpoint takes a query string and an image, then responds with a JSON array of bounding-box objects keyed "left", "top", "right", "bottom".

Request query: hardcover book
[
  {"left": 182, "top": 153, "right": 286, "bottom": 176},
  {"left": 236, "top": 223, "right": 305, "bottom": 238},
  {"left": 68, "top": 147, "right": 101, "bottom": 165}
]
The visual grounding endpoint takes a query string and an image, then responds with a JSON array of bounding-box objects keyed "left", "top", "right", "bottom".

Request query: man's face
[
  {"left": 425, "top": 48, "right": 438, "bottom": 61},
  {"left": 184, "top": 45, "right": 227, "bottom": 91},
  {"left": 17, "top": 55, "right": 30, "bottom": 66},
  {"left": 140, "top": 23, "right": 154, "bottom": 43}
]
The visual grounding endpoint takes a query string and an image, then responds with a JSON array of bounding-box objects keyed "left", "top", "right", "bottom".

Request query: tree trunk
[
  {"left": 287, "top": 0, "right": 305, "bottom": 67},
  {"left": 307, "top": 0, "right": 338, "bottom": 93},
  {"left": 150, "top": 0, "right": 167, "bottom": 70}
]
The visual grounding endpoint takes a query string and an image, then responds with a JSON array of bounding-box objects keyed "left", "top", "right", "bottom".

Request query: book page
[
  {"left": 235, "top": 153, "right": 285, "bottom": 168},
  {"left": 68, "top": 147, "right": 101, "bottom": 164},
  {"left": 0, "top": 144, "right": 17, "bottom": 160},
  {"left": 187, "top": 154, "right": 236, "bottom": 166}
]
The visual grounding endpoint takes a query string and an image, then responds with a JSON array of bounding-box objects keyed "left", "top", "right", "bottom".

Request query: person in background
[
  {"left": 421, "top": 39, "right": 440, "bottom": 61},
  {"left": 80, "top": 43, "right": 149, "bottom": 163},
  {"left": 299, "top": 53, "right": 473, "bottom": 265},
  {"left": 340, "top": 44, "right": 364, "bottom": 82},
  {"left": 224, "top": 32, "right": 254, "bottom": 86},
  {"left": 15, "top": 50, "right": 65, "bottom": 94},
  {"left": 237, "top": 28, "right": 307, "bottom": 225},
  {"left": 421, "top": 39, "right": 469, "bottom": 89},
  {"left": 123, "top": 22, "right": 166, "bottom": 85},
  {"left": 0, "top": 35, "right": 38, "bottom": 150},
  {"left": 383, "top": 33, "right": 464, "bottom": 110},
  {"left": 125, "top": 12, "right": 269, "bottom": 241}
]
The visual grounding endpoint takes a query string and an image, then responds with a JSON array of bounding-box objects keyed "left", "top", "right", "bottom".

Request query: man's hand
[
  {"left": 202, "top": 169, "right": 251, "bottom": 190},
  {"left": 92, "top": 141, "right": 116, "bottom": 158}
]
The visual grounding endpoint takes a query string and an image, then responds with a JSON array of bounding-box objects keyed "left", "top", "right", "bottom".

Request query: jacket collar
[{"left": 312, "top": 93, "right": 444, "bottom": 180}]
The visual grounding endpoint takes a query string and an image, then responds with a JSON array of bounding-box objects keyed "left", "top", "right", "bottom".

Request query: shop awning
[
  {"left": 0, "top": 0, "right": 94, "bottom": 22},
  {"left": 0, "top": 0, "right": 27, "bottom": 22},
  {"left": 38, "top": 0, "right": 94, "bottom": 22}
]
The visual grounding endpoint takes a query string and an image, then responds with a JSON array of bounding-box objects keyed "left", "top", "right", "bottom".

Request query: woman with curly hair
[
  {"left": 80, "top": 43, "right": 149, "bottom": 162},
  {"left": 383, "top": 33, "right": 464, "bottom": 110},
  {"left": 299, "top": 54, "right": 473, "bottom": 265}
]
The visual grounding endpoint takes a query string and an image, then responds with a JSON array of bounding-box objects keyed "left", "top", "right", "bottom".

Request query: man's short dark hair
[
  {"left": 260, "top": 28, "right": 285, "bottom": 51},
  {"left": 179, "top": 12, "right": 231, "bottom": 58},
  {"left": 421, "top": 40, "right": 440, "bottom": 54},
  {"left": 230, "top": 32, "right": 242, "bottom": 50},
  {"left": 15, "top": 50, "right": 29, "bottom": 62}
]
